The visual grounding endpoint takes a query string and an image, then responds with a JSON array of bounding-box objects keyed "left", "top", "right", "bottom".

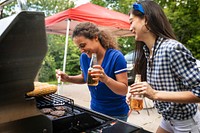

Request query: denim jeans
[{"left": 111, "top": 114, "right": 128, "bottom": 122}]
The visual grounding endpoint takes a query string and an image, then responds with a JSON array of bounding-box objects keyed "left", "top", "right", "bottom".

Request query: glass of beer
[
  {"left": 130, "top": 74, "right": 143, "bottom": 111},
  {"left": 87, "top": 67, "right": 99, "bottom": 86},
  {"left": 130, "top": 94, "right": 143, "bottom": 111}
]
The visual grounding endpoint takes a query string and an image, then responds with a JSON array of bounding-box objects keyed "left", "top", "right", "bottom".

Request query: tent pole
[
  {"left": 63, "top": 19, "right": 71, "bottom": 73},
  {"left": 57, "top": 19, "right": 70, "bottom": 95}
]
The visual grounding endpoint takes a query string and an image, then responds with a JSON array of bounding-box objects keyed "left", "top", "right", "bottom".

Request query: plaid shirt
[{"left": 144, "top": 37, "right": 200, "bottom": 120}]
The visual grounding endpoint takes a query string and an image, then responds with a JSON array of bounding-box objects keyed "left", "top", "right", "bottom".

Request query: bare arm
[
  {"left": 104, "top": 72, "right": 128, "bottom": 96},
  {"left": 130, "top": 82, "right": 200, "bottom": 103},
  {"left": 92, "top": 65, "right": 128, "bottom": 96},
  {"left": 56, "top": 69, "right": 85, "bottom": 84},
  {"left": 153, "top": 90, "right": 200, "bottom": 103}
]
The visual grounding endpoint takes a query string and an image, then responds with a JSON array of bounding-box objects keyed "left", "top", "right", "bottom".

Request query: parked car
[{"left": 124, "top": 51, "right": 135, "bottom": 85}]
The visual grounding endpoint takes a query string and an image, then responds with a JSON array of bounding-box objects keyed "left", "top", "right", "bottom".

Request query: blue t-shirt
[{"left": 80, "top": 49, "right": 129, "bottom": 116}]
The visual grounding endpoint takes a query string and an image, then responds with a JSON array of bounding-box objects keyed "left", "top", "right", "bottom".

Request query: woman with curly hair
[{"left": 56, "top": 22, "right": 129, "bottom": 121}]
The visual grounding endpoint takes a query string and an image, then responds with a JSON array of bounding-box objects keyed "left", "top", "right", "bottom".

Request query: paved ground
[{"left": 57, "top": 83, "right": 162, "bottom": 133}]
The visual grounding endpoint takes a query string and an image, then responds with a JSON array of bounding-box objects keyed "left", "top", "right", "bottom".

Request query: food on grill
[
  {"left": 26, "top": 82, "right": 57, "bottom": 96},
  {"left": 46, "top": 114, "right": 57, "bottom": 120},
  {"left": 34, "top": 82, "right": 49, "bottom": 87},
  {"left": 41, "top": 108, "right": 53, "bottom": 114},
  {"left": 50, "top": 110, "right": 65, "bottom": 117},
  {"left": 55, "top": 106, "right": 66, "bottom": 111}
]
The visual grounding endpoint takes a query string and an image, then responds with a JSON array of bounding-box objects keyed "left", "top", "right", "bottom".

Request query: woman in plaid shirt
[{"left": 129, "top": 1, "right": 200, "bottom": 133}]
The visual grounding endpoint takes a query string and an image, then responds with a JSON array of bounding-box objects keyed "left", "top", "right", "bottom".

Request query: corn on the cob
[
  {"left": 34, "top": 82, "right": 49, "bottom": 87},
  {"left": 26, "top": 83, "right": 57, "bottom": 96}
]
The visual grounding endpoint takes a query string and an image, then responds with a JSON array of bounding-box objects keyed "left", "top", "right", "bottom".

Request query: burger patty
[
  {"left": 50, "top": 110, "right": 65, "bottom": 117},
  {"left": 41, "top": 108, "right": 53, "bottom": 114}
]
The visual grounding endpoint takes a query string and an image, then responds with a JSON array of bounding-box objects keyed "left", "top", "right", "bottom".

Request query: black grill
[
  {"left": 36, "top": 94, "right": 74, "bottom": 109},
  {"left": 35, "top": 94, "right": 110, "bottom": 133},
  {"left": 34, "top": 94, "right": 152, "bottom": 133}
]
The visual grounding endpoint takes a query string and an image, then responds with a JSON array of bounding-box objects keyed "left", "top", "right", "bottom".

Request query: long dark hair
[
  {"left": 72, "top": 22, "right": 118, "bottom": 49},
  {"left": 131, "top": 1, "right": 176, "bottom": 81}
]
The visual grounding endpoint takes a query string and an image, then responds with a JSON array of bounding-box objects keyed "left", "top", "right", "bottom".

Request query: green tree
[
  {"left": 1, "top": 0, "right": 77, "bottom": 82},
  {"left": 65, "top": 38, "right": 81, "bottom": 75},
  {"left": 91, "top": 0, "right": 135, "bottom": 54},
  {"left": 2, "top": 0, "right": 199, "bottom": 82},
  {"left": 29, "top": 0, "right": 76, "bottom": 81},
  {"left": 92, "top": 0, "right": 200, "bottom": 59},
  {"left": 28, "top": 0, "right": 74, "bottom": 16},
  {"left": 1, "top": 0, "right": 75, "bottom": 17},
  {"left": 38, "top": 52, "right": 56, "bottom": 82},
  {"left": 46, "top": 34, "right": 81, "bottom": 79},
  {"left": 163, "top": 0, "right": 200, "bottom": 59}
]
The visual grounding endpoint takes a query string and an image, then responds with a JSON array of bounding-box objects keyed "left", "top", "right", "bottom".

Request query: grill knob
[{"left": 43, "top": 129, "right": 47, "bottom": 133}]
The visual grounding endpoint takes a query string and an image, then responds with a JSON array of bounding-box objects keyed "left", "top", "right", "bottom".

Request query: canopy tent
[
  {"left": 45, "top": 2, "right": 132, "bottom": 37},
  {"left": 45, "top": 2, "right": 133, "bottom": 73}
]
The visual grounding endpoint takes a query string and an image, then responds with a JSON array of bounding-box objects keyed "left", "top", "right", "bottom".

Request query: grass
[
  {"left": 47, "top": 80, "right": 58, "bottom": 85},
  {"left": 46, "top": 80, "right": 70, "bottom": 85}
]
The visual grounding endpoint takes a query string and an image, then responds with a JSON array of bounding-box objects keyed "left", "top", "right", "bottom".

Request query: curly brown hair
[{"left": 72, "top": 22, "right": 119, "bottom": 49}]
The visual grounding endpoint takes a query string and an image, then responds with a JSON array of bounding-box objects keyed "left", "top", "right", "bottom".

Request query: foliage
[
  {"left": 91, "top": 0, "right": 135, "bottom": 54},
  {"left": 27, "top": 0, "right": 76, "bottom": 81},
  {"left": 1, "top": 0, "right": 74, "bottom": 17},
  {"left": 39, "top": 33, "right": 81, "bottom": 81},
  {"left": 163, "top": 0, "right": 200, "bottom": 59},
  {"left": 65, "top": 37, "right": 81, "bottom": 75},
  {"left": 1, "top": 0, "right": 77, "bottom": 82},
  {"left": 187, "top": 35, "right": 200, "bottom": 59},
  {"left": 92, "top": 0, "right": 133, "bottom": 14},
  {"left": 38, "top": 34, "right": 65, "bottom": 81},
  {"left": 38, "top": 51, "right": 56, "bottom": 82},
  {"left": 92, "top": 0, "right": 200, "bottom": 59},
  {"left": 2, "top": 0, "right": 200, "bottom": 82},
  {"left": 117, "top": 37, "right": 135, "bottom": 55},
  {"left": 28, "top": 0, "right": 75, "bottom": 16}
]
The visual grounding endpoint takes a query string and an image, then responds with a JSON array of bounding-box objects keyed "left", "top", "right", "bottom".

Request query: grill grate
[{"left": 36, "top": 94, "right": 74, "bottom": 113}]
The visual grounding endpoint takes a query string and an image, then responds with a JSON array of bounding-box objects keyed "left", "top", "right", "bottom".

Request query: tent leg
[
  {"left": 63, "top": 19, "right": 71, "bottom": 73},
  {"left": 58, "top": 19, "right": 71, "bottom": 94}
]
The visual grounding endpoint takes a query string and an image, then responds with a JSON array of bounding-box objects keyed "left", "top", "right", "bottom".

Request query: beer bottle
[
  {"left": 87, "top": 53, "right": 99, "bottom": 86},
  {"left": 130, "top": 74, "right": 143, "bottom": 111}
]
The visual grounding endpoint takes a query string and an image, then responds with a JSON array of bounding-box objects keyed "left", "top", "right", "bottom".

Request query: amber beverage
[
  {"left": 87, "top": 68, "right": 98, "bottom": 86},
  {"left": 130, "top": 96, "right": 143, "bottom": 111},
  {"left": 87, "top": 53, "right": 99, "bottom": 86},
  {"left": 130, "top": 74, "right": 143, "bottom": 111}
]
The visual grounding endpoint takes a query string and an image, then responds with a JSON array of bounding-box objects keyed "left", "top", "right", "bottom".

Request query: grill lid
[{"left": 0, "top": 11, "right": 47, "bottom": 123}]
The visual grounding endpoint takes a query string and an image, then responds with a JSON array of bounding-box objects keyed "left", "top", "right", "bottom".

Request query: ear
[
  {"left": 95, "top": 35, "right": 98, "bottom": 41},
  {"left": 144, "top": 16, "right": 148, "bottom": 25},
  {"left": 141, "top": 19, "right": 146, "bottom": 26}
]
